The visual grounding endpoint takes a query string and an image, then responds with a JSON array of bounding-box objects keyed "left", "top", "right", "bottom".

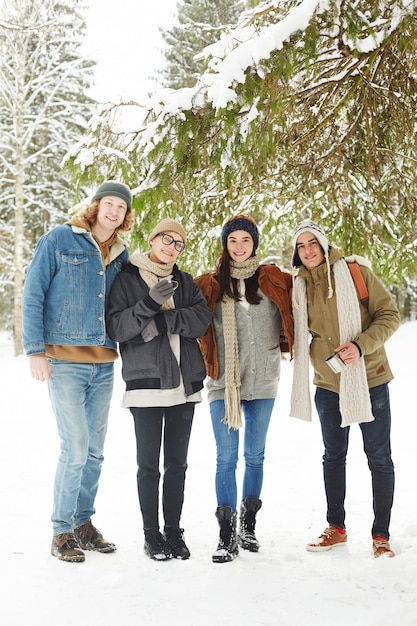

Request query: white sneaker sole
[{"left": 306, "top": 540, "right": 347, "bottom": 552}]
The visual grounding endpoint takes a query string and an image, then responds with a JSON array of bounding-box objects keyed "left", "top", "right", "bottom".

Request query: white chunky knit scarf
[
  {"left": 222, "top": 256, "right": 260, "bottom": 430},
  {"left": 130, "top": 251, "right": 175, "bottom": 311},
  {"left": 290, "top": 258, "right": 374, "bottom": 427}
]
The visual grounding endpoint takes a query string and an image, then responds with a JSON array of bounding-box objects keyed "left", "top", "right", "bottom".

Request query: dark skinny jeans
[
  {"left": 131, "top": 403, "right": 194, "bottom": 531},
  {"left": 315, "top": 383, "right": 395, "bottom": 539}
]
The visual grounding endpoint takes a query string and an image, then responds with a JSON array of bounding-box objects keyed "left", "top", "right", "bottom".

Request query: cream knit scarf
[
  {"left": 130, "top": 251, "right": 175, "bottom": 311},
  {"left": 290, "top": 258, "right": 374, "bottom": 427},
  {"left": 222, "top": 255, "right": 260, "bottom": 430}
]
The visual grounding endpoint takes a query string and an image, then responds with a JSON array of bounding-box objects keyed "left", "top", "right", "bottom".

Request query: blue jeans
[
  {"left": 130, "top": 404, "right": 194, "bottom": 530},
  {"left": 315, "top": 384, "right": 395, "bottom": 539},
  {"left": 47, "top": 360, "right": 114, "bottom": 535},
  {"left": 210, "top": 398, "right": 274, "bottom": 509}
]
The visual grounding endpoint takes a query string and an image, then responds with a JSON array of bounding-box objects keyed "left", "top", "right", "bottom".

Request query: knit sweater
[
  {"left": 196, "top": 264, "right": 294, "bottom": 397},
  {"left": 207, "top": 292, "right": 282, "bottom": 402}
]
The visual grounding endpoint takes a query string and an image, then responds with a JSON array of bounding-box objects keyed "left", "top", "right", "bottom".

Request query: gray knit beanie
[{"left": 92, "top": 181, "right": 132, "bottom": 211}]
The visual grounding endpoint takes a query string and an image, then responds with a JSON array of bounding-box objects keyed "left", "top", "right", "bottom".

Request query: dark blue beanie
[{"left": 221, "top": 215, "right": 259, "bottom": 250}]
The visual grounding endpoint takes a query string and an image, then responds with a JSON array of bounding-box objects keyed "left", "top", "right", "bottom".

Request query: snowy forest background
[{"left": 1, "top": 0, "right": 417, "bottom": 357}]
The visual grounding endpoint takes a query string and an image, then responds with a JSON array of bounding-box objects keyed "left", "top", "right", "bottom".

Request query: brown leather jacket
[{"left": 195, "top": 265, "right": 294, "bottom": 379}]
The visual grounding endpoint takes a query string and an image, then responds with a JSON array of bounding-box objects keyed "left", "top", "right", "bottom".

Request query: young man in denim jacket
[{"left": 22, "top": 181, "right": 133, "bottom": 562}]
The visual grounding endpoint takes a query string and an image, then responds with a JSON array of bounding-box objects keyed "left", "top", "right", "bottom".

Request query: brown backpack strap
[{"left": 348, "top": 262, "right": 369, "bottom": 309}]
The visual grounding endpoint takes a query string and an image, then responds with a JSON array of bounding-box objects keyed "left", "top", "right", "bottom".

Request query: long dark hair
[{"left": 215, "top": 248, "right": 261, "bottom": 304}]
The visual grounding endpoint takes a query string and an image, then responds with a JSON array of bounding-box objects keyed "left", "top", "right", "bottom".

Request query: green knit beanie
[{"left": 92, "top": 181, "right": 132, "bottom": 211}]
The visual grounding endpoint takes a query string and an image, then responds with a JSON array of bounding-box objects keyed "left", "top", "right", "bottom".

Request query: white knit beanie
[
  {"left": 292, "top": 219, "right": 333, "bottom": 299},
  {"left": 292, "top": 219, "right": 329, "bottom": 267}
]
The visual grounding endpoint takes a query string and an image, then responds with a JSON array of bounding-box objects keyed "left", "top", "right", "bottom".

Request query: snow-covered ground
[{"left": 1, "top": 321, "right": 416, "bottom": 625}]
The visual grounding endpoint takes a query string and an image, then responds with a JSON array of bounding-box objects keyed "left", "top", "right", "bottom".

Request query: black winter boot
[
  {"left": 144, "top": 528, "right": 171, "bottom": 561},
  {"left": 238, "top": 497, "right": 262, "bottom": 552},
  {"left": 212, "top": 506, "right": 239, "bottom": 563},
  {"left": 164, "top": 527, "right": 191, "bottom": 560}
]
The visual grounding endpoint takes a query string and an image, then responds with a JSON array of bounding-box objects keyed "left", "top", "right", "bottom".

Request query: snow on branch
[{"left": 75, "top": 0, "right": 417, "bottom": 175}]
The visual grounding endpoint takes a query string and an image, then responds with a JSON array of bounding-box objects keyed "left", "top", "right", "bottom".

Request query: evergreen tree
[
  {"left": 0, "top": 0, "right": 96, "bottom": 354},
  {"left": 159, "top": 0, "right": 246, "bottom": 89},
  {"left": 67, "top": 0, "right": 417, "bottom": 308}
]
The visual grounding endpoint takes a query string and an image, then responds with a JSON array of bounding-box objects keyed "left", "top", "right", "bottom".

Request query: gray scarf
[{"left": 290, "top": 258, "right": 374, "bottom": 427}]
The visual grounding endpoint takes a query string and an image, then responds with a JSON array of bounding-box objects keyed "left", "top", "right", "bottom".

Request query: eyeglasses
[{"left": 157, "top": 233, "right": 185, "bottom": 252}]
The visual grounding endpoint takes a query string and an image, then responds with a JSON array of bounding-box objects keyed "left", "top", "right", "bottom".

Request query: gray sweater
[{"left": 207, "top": 292, "right": 282, "bottom": 402}]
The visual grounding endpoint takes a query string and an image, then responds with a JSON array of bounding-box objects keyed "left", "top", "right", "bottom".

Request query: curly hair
[{"left": 78, "top": 200, "right": 134, "bottom": 233}]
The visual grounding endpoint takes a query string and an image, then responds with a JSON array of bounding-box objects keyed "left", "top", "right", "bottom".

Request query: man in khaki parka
[{"left": 290, "top": 219, "right": 400, "bottom": 559}]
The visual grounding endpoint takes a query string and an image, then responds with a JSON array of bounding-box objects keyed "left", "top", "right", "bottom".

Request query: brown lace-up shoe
[
  {"left": 306, "top": 526, "right": 347, "bottom": 552},
  {"left": 74, "top": 520, "right": 116, "bottom": 553},
  {"left": 373, "top": 536, "right": 395, "bottom": 558},
  {"left": 51, "top": 533, "right": 85, "bottom": 562}
]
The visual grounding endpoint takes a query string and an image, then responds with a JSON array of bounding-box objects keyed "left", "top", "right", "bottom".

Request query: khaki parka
[{"left": 296, "top": 247, "right": 400, "bottom": 393}]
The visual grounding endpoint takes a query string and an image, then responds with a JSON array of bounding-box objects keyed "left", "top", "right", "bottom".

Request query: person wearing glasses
[
  {"left": 106, "top": 218, "right": 211, "bottom": 561},
  {"left": 195, "top": 215, "right": 294, "bottom": 563}
]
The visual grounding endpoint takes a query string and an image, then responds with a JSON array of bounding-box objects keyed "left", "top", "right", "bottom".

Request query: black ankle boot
[
  {"left": 212, "top": 506, "right": 239, "bottom": 563},
  {"left": 164, "top": 527, "right": 190, "bottom": 560},
  {"left": 144, "top": 528, "right": 171, "bottom": 561},
  {"left": 238, "top": 497, "right": 262, "bottom": 552}
]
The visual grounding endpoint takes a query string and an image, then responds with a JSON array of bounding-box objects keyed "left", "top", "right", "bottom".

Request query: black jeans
[
  {"left": 315, "top": 384, "right": 395, "bottom": 539},
  {"left": 131, "top": 404, "right": 194, "bottom": 531}
]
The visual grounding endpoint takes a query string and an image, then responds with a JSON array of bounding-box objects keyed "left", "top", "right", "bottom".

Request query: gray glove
[
  {"left": 148, "top": 279, "right": 175, "bottom": 305},
  {"left": 141, "top": 319, "right": 159, "bottom": 343}
]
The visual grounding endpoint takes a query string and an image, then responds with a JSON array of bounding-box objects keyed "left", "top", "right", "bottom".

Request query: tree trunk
[{"left": 13, "top": 38, "right": 25, "bottom": 357}]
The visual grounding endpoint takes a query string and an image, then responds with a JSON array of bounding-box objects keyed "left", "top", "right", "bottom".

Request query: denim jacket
[{"left": 22, "top": 224, "right": 128, "bottom": 355}]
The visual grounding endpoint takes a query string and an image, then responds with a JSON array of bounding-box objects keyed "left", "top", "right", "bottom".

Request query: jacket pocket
[{"left": 264, "top": 346, "right": 280, "bottom": 381}]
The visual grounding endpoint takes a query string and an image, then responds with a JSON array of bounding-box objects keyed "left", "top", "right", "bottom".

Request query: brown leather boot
[
  {"left": 74, "top": 520, "right": 116, "bottom": 553},
  {"left": 51, "top": 533, "right": 85, "bottom": 562}
]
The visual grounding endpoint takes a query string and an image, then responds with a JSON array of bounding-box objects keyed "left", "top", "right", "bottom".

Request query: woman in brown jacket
[{"left": 196, "top": 215, "right": 293, "bottom": 563}]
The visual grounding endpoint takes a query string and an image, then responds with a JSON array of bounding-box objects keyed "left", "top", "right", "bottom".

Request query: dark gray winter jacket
[{"left": 106, "top": 262, "right": 212, "bottom": 395}]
